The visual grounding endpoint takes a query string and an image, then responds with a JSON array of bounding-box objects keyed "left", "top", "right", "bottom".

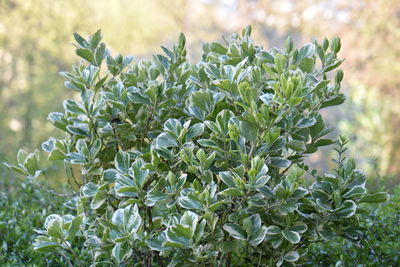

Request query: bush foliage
[
  {"left": 7, "top": 27, "right": 388, "bottom": 266},
  {"left": 0, "top": 178, "right": 89, "bottom": 266},
  {"left": 308, "top": 184, "right": 400, "bottom": 266}
]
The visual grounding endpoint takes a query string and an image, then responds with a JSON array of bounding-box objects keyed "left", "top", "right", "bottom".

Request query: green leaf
[
  {"left": 298, "top": 43, "right": 315, "bottom": 60},
  {"left": 115, "top": 151, "right": 130, "bottom": 174},
  {"left": 164, "top": 119, "right": 182, "bottom": 138},
  {"left": 209, "top": 42, "right": 228, "bottom": 54},
  {"left": 335, "top": 200, "right": 357, "bottom": 218},
  {"left": 49, "top": 146, "right": 66, "bottom": 161},
  {"left": 42, "top": 137, "right": 55, "bottom": 152},
  {"left": 103, "top": 169, "right": 118, "bottom": 183},
  {"left": 146, "top": 235, "right": 167, "bottom": 251},
  {"left": 76, "top": 48, "right": 94, "bottom": 64},
  {"left": 284, "top": 251, "right": 299, "bottom": 262},
  {"left": 3, "top": 162, "right": 25, "bottom": 176},
  {"left": 238, "top": 120, "right": 257, "bottom": 143},
  {"left": 173, "top": 224, "right": 193, "bottom": 240},
  {"left": 208, "top": 200, "right": 225, "bottom": 212},
  {"left": 146, "top": 190, "right": 168, "bottom": 206},
  {"left": 23, "top": 150, "right": 41, "bottom": 177},
  {"left": 66, "top": 123, "right": 90, "bottom": 137},
  {"left": 270, "top": 235, "right": 283, "bottom": 249},
  {"left": 163, "top": 239, "right": 189, "bottom": 249},
  {"left": 270, "top": 157, "right": 291, "bottom": 168},
  {"left": 164, "top": 212, "right": 198, "bottom": 249},
  {"left": 95, "top": 42, "right": 107, "bottom": 66},
  {"left": 127, "top": 87, "right": 151, "bottom": 104},
  {"left": 181, "top": 211, "right": 199, "bottom": 230},
  {"left": 186, "top": 123, "right": 205, "bottom": 141},
  {"left": 112, "top": 243, "right": 132, "bottom": 265},
  {"left": 299, "top": 58, "right": 314, "bottom": 73},
  {"left": 112, "top": 204, "right": 142, "bottom": 235},
  {"left": 76, "top": 139, "right": 89, "bottom": 158},
  {"left": 266, "top": 226, "right": 282, "bottom": 235},
  {"left": 155, "top": 133, "right": 178, "bottom": 148},
  {"left": 17, "top": 149, "right": 27, "bottom": 164},
  {"left": 73, "top": 32, "right": 88, "bottom": 47},
  {"left": 276, "top": 203, "right": 297, "bottom": 215},
  {"left": 68, "top": 215, "right": 83, "bottom": 239},
  {"left": 33, "top": 236, "right": 61, "bottom": 252},
  {"left": 314, "top": 80, "right": 330, "bottom": 92},
  {"left": 130, "top": 158, "right": 149, "bottom": 189},
  {"left": 297, "top": 117, "right": 317, "bottom": 128},
  {"left": 82, "top": 182, "right": 98, "bottom": 197},
  {"left": 47, "top": 219, "right": 64, "bottom": 239},
  {"left": 290, "top": 222, "right": 308, "bottom": 234},
  {"left": 47, "top": 112, "right": 68, "bottom": 131},
  {"left": 359, "top": 192, "right": 389, "bottom": 203},
  {"left": 320, "top": 94, "right": 345, "bottom": 109},
  {"left": 286, "top": 140, "right": 306, "bottom": 151},
  {"left": 219, "top": 240, "right": 243, "bottom": 253},
  {"left": 187, "top": 90, "right": 222, "bottom": 121},
  {"left": 67, "top": 152, "right": 85, "bottom": 164},
  {"left": 218, "top": 188, "right": 242, "bottom": 197},
  {"left": 249, "top": 226, "right": 267, "bottom": 246},
  {"left": 323, "top": 59, "right": 344, "bottom": 73},
  {"left": 249, "top": 214, "right": 262, "bottom": 233},
  {"left": 343, "top": 185, "right": 366, "bottom": 198},
  {"left": 282, "top": 230, "right": 300, "bottom": 244},
  {"left": 90, "top": 189, "right": 107, "bottom": 210},
  {"left": 178, "top": 196, "right": 203, "bottom": 210},
  {"left": 63, "top": 99, "right": 86, "bottom": 115},
  {"left": 314, "top": 138, "right": 335, "bottom": 147},
  {"left": 219, "top": 171, "right": 236, "bottom": 188},
  {"left": 203, "top": 153, "right": 216, "bottom": 170},
  {"left": 223, "top": 223, "right": 246, "bottom": 240},
  {"left": 197, "top": 139, "right": 221, "bottom": 151}
]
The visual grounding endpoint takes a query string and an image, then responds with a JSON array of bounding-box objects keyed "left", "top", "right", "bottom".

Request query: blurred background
[{"left": 1, "top": 0, "right": 399, "bottom": 188}]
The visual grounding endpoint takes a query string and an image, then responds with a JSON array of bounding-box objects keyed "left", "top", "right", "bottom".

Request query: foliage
[
  {"left": 7, "top": 27, "right": 388, "bottom": 266},
  {"left": 308, "top": 184, "right": 400, "bottom": 266},
  {"left": 0, "top": 177, "right": 90, "bottom": 266},
  {"left": 220, "top": 0, "right": 400, "bottom": 179},
  {"left": 0, "top": 0, "right": 184, "bottom": 166}
]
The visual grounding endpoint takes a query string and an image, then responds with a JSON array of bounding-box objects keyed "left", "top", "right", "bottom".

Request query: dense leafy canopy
[
  {"left": 309, "top": 184, "right": 400, "bottom": 265},
  {"left": 0, "top": 178, "right": 90, "bottom": 265},
  {"left": 7, "top": 27, "right": 388, "bottom": 266}
]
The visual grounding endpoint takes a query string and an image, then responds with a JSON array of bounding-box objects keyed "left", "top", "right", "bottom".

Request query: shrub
[
  {"left": 0, "top": 177, "right": 89, "bottom": 266},
  {"left": 7, "top": 26, "right": 388, "bottom": 266},
  {"left": 308, "top": 184, "right": 400, "bottom": 266}
]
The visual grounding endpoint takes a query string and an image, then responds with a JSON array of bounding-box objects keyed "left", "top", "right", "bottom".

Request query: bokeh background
[{"left": 1, "top": 0, "right": 399, "bottom": 189}]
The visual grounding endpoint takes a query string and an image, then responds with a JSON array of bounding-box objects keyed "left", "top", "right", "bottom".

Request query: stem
[
  {"left": 63, "top": 240, "right": 82, "bottom": 267},
  {"left": 140, "top": 100, "right": 158, "bottom": 148},
  {"left": 257, "top": 249, "right": 263, "bottom": 267},
  {"left": 226, "top": 252, "right": 232, "bottom": 267},
  {"left": 34, "top": 182, "right": 77, "bottom": 198},
  {"left": 112, "top": 124, "right": 120, "bottom": 152},
  {"left": 147, "top": 207, "right": 153, "bottom": 226},
  {"left": 67, "top": 162, "right": 81, "bottom": 187},
  {"left": 59, "top": 251, "right": 74, "bottom": 267},
  {"left": 281, "top": 162, "right": 293, "bottom": 175},
  {"left": 155, "top": 252, "right": 165, "bottom": 266},
  {"left": 344, "top": 241, "right": 358, "bottom": 266}
]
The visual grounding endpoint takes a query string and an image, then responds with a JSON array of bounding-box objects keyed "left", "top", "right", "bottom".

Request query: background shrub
[
  {"left": 0, "top": 177, "right": 90, "bottom": 266},
  {"left": 308, "top": 184, "right": 400, "bottom": 266}
]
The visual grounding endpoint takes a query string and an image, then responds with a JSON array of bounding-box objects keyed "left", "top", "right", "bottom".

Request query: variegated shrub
[{"left": 7, "top": 27, "right": 388, "bottom": 266}]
